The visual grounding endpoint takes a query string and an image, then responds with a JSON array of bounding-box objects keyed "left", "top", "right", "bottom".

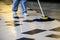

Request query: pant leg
[
  {"left": 12, "top": 0, "right": 20, "bottom": 12},
  {"left": 20, "top": 0, "right": 27, "bottom": 14}
]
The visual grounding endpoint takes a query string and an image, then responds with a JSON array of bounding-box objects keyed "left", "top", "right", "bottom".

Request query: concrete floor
[{"left": 0, "top": 1, "right": 60, "bottom": 40}]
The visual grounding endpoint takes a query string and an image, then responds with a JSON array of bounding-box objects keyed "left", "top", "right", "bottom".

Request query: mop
[
  {"left": 23, "top": 0, "right": 54, "bottom": 22},
  {"left": 34, "top": 0, "right": 54, "bottom": 22}
]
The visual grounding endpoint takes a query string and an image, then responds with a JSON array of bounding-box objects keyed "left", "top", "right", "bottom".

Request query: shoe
[
  {"left": 24, "top": 13, "right": 29, "bottom": 16},
  {"left": 13, "top": 12, "right": 19, "bottom": 19},
  {"left": 13, "top": 12, "right": 17, "bottom": 16}
]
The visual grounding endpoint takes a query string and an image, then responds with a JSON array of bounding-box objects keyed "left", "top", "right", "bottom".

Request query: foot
[
  {"left": 24, "top": 13, "right": 29, "bottom": 16},
  {"left": 13, "top": 12, "right": 19, "bottom": 19}
]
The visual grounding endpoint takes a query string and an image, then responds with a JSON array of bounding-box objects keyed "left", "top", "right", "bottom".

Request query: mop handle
[{"left": 37, "top": 0, "right": 45, "bottom": 16}]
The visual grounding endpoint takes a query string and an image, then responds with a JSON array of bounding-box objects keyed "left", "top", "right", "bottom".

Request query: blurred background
[{"left": 0, "top": 0, "right": 60, "bottom": 40}]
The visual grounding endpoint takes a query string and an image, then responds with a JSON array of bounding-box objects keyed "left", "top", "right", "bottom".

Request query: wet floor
[{"left": 0, "top": 1, "right": 60, "bottom": 40}]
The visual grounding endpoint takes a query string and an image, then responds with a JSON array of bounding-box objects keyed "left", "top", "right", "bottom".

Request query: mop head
[
  {"left": 23, "top": 16, "right": 54, "bottom": 22},
  {"left": 33, "top": 16, "right": 55, "bottom": 22}
]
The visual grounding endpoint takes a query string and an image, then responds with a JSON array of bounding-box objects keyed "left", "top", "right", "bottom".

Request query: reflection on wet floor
[
  {"left": 22, "top": 29, "right": 46, "bottom": 35},
  {"left": 17, "top": 37, "right": 34, "bottom": 40},
  {"left": 5, "top": 20, "right": 14, "bottom": 26},
  {"left": 50, "top": 27, "right": 60, "bottom": 31},
  {"left": 46, "top": 34, "right": 60, "bottom": 38}
]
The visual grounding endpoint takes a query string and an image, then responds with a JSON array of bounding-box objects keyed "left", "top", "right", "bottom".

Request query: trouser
[{"left": 12, "top": 0, "right": 27, "bottom": 14}]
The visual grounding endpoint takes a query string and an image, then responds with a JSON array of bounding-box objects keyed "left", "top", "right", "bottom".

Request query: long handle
[{"left": 37, "top": 0, "right": 45, "bottom": 16}]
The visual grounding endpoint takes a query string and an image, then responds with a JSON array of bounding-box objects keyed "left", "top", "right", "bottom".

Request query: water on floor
[{"left": 0, "top": 1, "right": 60, "bottom": 40}]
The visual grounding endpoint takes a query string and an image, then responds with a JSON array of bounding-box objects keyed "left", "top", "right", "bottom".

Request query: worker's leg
[
  {"left": 20, "top": 0, "right": 27, "bottom": 15},
  {"left": 12, "top": 0, "right": 20, "bottom": 14}
]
